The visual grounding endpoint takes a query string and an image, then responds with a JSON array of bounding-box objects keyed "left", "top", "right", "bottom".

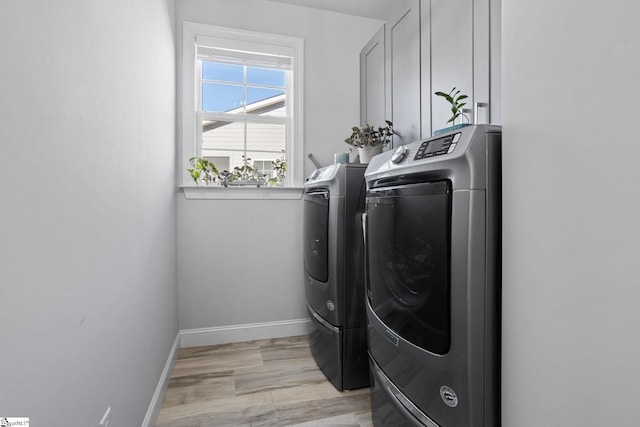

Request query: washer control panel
[{"left": 413, "top": 132, "right": 461, "bottom": 160}]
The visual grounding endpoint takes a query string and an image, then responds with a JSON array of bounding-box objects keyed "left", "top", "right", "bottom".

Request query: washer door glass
[
  {"left": 303, "top": 189, "right": 329, "bottom": 282},
  {"left": 366, "top": 180, "right": 451, "bottom": 354}
]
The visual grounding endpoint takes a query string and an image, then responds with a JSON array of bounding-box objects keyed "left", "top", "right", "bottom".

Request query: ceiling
[{"left": 267, "top": 0, "right": 392, "bottom": 20}]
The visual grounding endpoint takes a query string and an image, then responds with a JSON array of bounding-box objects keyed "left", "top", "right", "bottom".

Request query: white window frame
[{"left": 181, "top": 22, "right": 304, "bottom": 198}]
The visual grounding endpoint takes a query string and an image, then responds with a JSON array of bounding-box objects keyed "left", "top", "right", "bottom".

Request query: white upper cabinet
[
  {"left": 360, "top": 25, "right": 386, "bottom": 130},
  {"left": 429, "top": 0, "right": 474, "bottom": 131},
  {"left": 361, "top": 0, "right": 501, "bottom": 143},
  {"left": 386, "top": 0, "right": 421, "bottom": 147},
  {"left": 428, "top": 0, "right": 500, "bottom": 130}
]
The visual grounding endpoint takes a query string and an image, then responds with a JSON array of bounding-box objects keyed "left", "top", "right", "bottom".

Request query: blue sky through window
[{"left": 201, "top": 61, "right": 285, "bottom": 112}]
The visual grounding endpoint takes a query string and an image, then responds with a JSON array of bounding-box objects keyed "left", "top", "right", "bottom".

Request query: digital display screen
[
  {"left": 413, "top": 133, "right": 459, "bottom": 161},
  {"left": 426, "top": 136, "right": 453, "bottom": 153}
]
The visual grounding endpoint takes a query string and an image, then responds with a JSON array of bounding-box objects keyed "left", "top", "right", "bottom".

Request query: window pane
[
  {"left": 246, "top": 122, "right": 285, "bottom": 153},
  {"left": 247, "top": 66, "right": 285, "bottom": 87},
  {"left": 201, "top": 119, "right": 245, "bottom": 170},
  {"left": 202, "top": 83, "right": 244, "bottom": 112},
  {"left": 253, "top": 159, "right": 275, "bottom": 176},
  {"left": 204, "top": 156, "right": 230, "bottom": 172},
  {"left": 246, "top": 87, "right": 285, "bottom": 115},
  {"left": 200, "top": 118, "right": 286, "bottom": 180},
  {"left": 202, "top": 61, "right": 243, "bottom": 83},
  {"left": 245, "top": 153, "right": 276, "bottom": 180}
]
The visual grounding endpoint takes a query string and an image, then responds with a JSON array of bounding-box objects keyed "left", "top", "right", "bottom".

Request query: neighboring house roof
[{"left": 203, "top": 93, "right": 285, "bottom": 132}]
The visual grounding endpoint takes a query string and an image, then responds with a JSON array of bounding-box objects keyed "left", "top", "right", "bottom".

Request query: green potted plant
[
  {"left": 434, "top": 87, "right": 472, "bottom": 135},
  {"left": 188, "top": 153, "right": 287, "bottom": 188},
  {"left": 188, "top": 157, "right": 219, "bottom": 185},
  {"left": 345, "top": 120, "right": 395, "bottom": 163},
  {"left": 221, "top": 156, "right": 266, "bottom": 187},
  {"left": 267, "top": 150, "right": 287, "bottom": 187}
]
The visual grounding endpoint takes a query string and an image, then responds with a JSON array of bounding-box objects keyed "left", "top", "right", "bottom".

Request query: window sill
[{"left": 180, "top": 185, "right": 303, "bottom": 200}]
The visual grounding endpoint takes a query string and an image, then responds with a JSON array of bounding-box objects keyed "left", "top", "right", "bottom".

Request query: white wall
[
  {"left": 0, "top": 0, "right": 178, "bottom": 425},
  {"left": 502, "top": 1, "right": 640, "bottom": 425},
  {"left": 176, "top": 0, "right": 382, "bottom": 331},
  {"left": 178, "top": 197, "right": 304, "bottom": 328}
]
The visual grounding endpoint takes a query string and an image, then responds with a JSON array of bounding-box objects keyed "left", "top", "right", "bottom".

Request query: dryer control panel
[
  {"left": 414, "top": 132, "right": 461, "bottom": 160},
  {"left": 365, "top": 124, "right": 502, "bottom": 192}
]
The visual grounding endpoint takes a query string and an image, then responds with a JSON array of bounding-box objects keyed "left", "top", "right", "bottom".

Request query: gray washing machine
[
  {"left": 303, "top": 163, "right": 369, "bottom": 391},
  {"left": 363, "top": 125, "right": 501, "bottom": 426}
]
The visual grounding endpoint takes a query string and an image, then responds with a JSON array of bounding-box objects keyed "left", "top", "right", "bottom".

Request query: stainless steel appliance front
[
  {"left": 303, "top": 163, "right": 369, "bottom": 391},
  {"left": 364, "top": 125, "right": 501, "bottom": 427}
]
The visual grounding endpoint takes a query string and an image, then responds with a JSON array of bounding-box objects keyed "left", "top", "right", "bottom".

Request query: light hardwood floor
[{"left": 156, "top": 335, "right": 373, "bottom": 427}]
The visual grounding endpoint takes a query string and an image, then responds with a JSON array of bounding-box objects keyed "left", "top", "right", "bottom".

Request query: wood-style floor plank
[{"left": 156, "top": 335, "right": 373, "bottom": 427}]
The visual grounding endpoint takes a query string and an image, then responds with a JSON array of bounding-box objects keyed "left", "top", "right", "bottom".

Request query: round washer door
[
  {"left": 303, "top": 189, "right": 329, "bottom": 283},
  {"left": 365, "top": 180, "right": 451, "bottom": 355}
]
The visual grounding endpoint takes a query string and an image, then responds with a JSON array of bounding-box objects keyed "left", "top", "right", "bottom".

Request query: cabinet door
[
  {"left": 429, "top": 0, "right": 498, "bottom": 129},
  {"left": 430, "top": 0, "right": 474, "bottom": 131},
  {"left": 386, "top": 0, "right": 421, "bottom": 147},
  {"left": 489, "top": 0, "right": 501, "bottom": 124},
  {"left": 420, "top": 0, "right": 432, "bottom": 138},
  {"left": 474, "top": 0, "right": 491, "bottom": 125},
  {"left": 360, "top": 25, "right": 385, "bottom": 129}
]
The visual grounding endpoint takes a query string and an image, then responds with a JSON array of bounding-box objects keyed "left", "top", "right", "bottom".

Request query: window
[{"left": 182, "top": 23, "right": 304, "bottom": 193}]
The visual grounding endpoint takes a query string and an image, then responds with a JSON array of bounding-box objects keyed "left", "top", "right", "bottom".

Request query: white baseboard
[
  {"left": 141, "top": 332, "right": 181, "bottom": 427},
  {"left": 179, "top": 318, "right": 311, "bottom": 348}
]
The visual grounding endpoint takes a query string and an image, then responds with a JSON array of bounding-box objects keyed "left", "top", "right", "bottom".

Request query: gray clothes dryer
[
  {"left": 303, "top": 163, "right": 369, "bottom": 391},
  {"left": 363, "top": 125, "right": 501, "bottom": 426}
]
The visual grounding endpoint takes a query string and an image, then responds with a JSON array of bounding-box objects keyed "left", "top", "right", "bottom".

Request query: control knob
[{"left": 390, "top": 146, "right": 408, "bottom": 164}]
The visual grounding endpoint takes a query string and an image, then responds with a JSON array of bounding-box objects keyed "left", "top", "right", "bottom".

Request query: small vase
[{"left": 358, "top": 145, "right": 383, "bottom": 164}]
